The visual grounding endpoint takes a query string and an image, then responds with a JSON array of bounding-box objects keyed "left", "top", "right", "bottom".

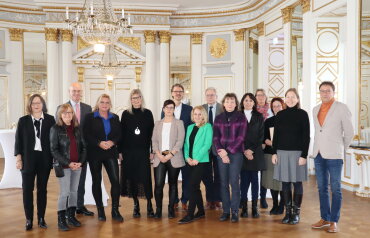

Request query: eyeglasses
[
  {"left": 164, "top": 106, "right": 175, "bottom": 110},
  {"left": 206, "top": 94, "right": 216, "bottom": 97},
  {"left": 31, "top": 102, "right": 42, "bottom": 105},
  {"left": 256, "top": 94, "right": 265, "bottom": 97},
  {"left": 131, "top": 96, "right": 142, "bottom": 100},
  {"left": 62, "top": 111, "right": 73, "bottom": 115},
  {"left": 172, "top": 91, "right": 184, "bottom": 94},
  {"left": 319, "top": 90, "right": 332, "bottom": 94}
]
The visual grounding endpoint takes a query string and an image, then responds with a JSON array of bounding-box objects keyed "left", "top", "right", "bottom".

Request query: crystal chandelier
[
  {"left": 93, "top": 44, "right": 125, "bottom": 79},
  {"left": 65, "top": 0, "right": 133, "bottom": 45}
]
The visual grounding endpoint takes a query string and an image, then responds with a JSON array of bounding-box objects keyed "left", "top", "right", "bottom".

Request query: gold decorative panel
[
  {"left": 315, "top": 22, "right": 340, "bottom": 104},
  {"left": 77, "top": 36, "right": 91, "bottom": 51},
  {"left": 209, "top": 38, "right": 228, "bottom": 58},
  {"left": 268, "top": 43, "right": 285, "bottom": 98},
  {"left": 118, "top": 37, "right": 141, "bottom": 51}
]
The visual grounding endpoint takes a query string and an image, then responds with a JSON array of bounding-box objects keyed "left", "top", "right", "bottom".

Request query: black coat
[
  {"left": 14, "top": 114, "right": 56, "bottom": 173},
  {"left": 242, "top": 111, "right": 266, "bottom": 171},
  {"left": 83, "top": 112, "right": 121, "bottom": 161},
  {"left": 50, "top": 125, "right": 87, "bottom": 167}
]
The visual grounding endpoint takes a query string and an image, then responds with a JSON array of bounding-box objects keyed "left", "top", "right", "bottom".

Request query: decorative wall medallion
[{"left": 210, "top": 38, "right": 228, "bottom": 58}]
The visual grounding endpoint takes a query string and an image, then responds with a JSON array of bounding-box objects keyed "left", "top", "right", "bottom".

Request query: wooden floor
[{"left": 0, "top": 159, "right": 369, "bottom": 238}]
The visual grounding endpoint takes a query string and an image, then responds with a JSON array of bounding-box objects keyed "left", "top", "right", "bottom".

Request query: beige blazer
[
  {"left": 151, "top": 118, "right": 185, "bottom": 168},
  {"left": 312, "top": 101, "right": 354, "bottom": 159}
]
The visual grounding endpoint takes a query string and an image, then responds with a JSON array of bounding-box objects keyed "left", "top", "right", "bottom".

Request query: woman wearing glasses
[{"left": 151, "top": 99, "right": 185, "bottom": 219}]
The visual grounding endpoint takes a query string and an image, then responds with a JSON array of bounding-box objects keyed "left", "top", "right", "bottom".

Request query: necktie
[
  {"left": 209, "top": 106, "right": 213, "bottom": 125},
  {"left": 34, "top": 119, "right": 41, "bottom": 138},
  {"left": 76, "top": 103, "right": 81, "bottom": 123}
]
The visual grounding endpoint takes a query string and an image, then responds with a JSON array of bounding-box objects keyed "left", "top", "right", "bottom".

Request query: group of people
[{"left": 14, "top": 81, "right": 353, "bottom": 234}]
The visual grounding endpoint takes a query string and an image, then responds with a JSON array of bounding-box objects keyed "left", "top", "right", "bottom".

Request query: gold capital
[
  {"left": 248, "top": 37, "right": 254, "bottom": 49},
  {"left": 281, "top": 6, "right": 294, "bottom": 24},
  {"left": 159, "top": 31, "right": 171, "bottom": 44},
  {"left": 135, "top": 67, "right": 142, "bottom": 83},
  {"left": 191, "top": 33, "right": 203, "bottom": 44},
  {"left": 77, "top": 67, "right": 85, "bottom": 82},
  {"left": 233, "top": 29, "right": 246, "bottom": 41},
  {"left": 257, "top": 22, "right": 264, "bottom": 37},
  {"left": 291, "top": 36, "right": 297, "bottom": 46},
  {"left": 144, "top": 31, "right": 156, "bottom": 43},
  {"left": 45, "top": 28, "right": 59, "bottom": 41},
  {"left": 60, "top": 29, "right": 73, "bottom": 42},
  {"left": 300, "top": 0, "right": 311, "bottom": 14},
  {"left": 9, "top": 28, "right": 24, "bottom": 41}
]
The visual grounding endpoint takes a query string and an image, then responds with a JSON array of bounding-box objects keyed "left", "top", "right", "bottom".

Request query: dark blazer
[
  {"left": 83, "top": 112, "right": 121, "bottom": 161},
  {"left": 202, "top": 102, "right": 223, "bottom": 123},
  {"left": 50, "top": 125, "right": 87, "bottom": 167},
  {"left": 57, "top": 101, "right": 92, "bottom": 129},
  {"left": 242, "top": 111, "right": 266, "bottom": 171},
  {"left": 161, "top": 103, "right": 193, "bottom": 132},
  {"left": 14, "top": 114, "right": 56, "bottom": 173}
]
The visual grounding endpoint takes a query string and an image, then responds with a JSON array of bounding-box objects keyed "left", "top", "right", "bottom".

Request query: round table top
[{"left": 0, "top": 129, "right": 16, "bottom": 134}]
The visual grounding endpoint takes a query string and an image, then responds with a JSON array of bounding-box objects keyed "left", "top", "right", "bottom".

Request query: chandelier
[
  {"left": 65, "top": 0, "right": 133, "bottom": 45},
  {"left": 93, "top": 44, "right": 125, "bottom": 80}
]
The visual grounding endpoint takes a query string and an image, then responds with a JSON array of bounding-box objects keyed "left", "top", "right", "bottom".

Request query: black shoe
[
  {"left": 269, "top": 205, "right": 279, "bottom": 215},
  {"left": 147, "top": 199, "right": 155, "bottom": 218},
  {"left": 240, "top": 201, "right": 248, "bottom": 218},
  {"left": 178, "top": 215, "right": 194, "bottom": 224},
  {"left": 25, "top": 219, "right": 33, "bottom": 231},
  {"left": 133, "top": 198, "right": 141, "bottom": 218},
  {"left": 277, "top": 191, "right": 285, "bottom": 215},
  {"left": 260, "top": 197, "right": 268, "bottom": 209},
  {"left": 252, "top": 200, "right": 260, "bottom": 218},
  {"left": 38, "top": 217, "right": 48, "bottom": 228},
  {"left": 194, "top": 211, "right": 205, "bottom": 220},
  {"left": 112, "top": 206, "right": 124, "bottom": 222},
  {"left": 282, "top": 190, "right": 292, "bottom": 224},
  {"left": 57, "top": 210, "right": 70, "bottom": 231},
  {"left": 76, "top": 206, "right": 94, "bottom": 216},
  {"left": 97, "top": 207, "right": 106, "bottom": 221},
  {"left": 289, "top": 193, "right": 302, "bottom": 225},
  {"left": 219, "top": 213, "right": 230, "bottom": 222},
  {"left": 270, "top": 190, "right": 279, "bottom": 215},
  {"left": 67, "top": 207, "right": 81, "bottom": 227},
  {"left": 168, "top": 205, "right": 175, "bottom": 219},
  {"left": 231, "top": 212, "right": 239, "bottom": 223},
  {"left": 154, "top": 207, "right": 162, "bottom": 219}
]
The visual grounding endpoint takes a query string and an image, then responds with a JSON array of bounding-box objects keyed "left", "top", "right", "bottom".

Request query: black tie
[
  {"left": 34, "top": 119, "right": 41, "bottom": 138},
  {"left": 209, "top": 106, "right": 213, "bottom": 125}
]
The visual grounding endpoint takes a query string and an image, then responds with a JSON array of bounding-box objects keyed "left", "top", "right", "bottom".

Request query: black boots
[
  {"left": 147, "top": 199, "right": 155, "bottom": 218},
  {"left": 154, "top": 206, "right": 162, "bottom": 219},
  {"left": 270, "top": 190, "right": 279, "bottom": 215},
  {"left": 112, "top": 205, "right": 124, "bottom": 222},
  {"left": 133, "top": 197, "right": 141, "bottom": 218},
  {"left": 231, "top": 211, "right": 239, "bottom": 223},
  {"left": 219, "top": 213, "right": 230, "bottom": 222},
  {"left": 38, "top": 217, "right": 47, "bottom": 228},
  {"left": 240, "top": 200, "right": 248, "bottom": 218},
  {"left": 168, "top": 205, "right": 175, "bottom": 219},
  {"left": 282, "top": 190, "right": 292, "bottom": 224},
  {"left": 252, "top": 200, "right": 260, "bottom": 218},
  {"left": 97, "top": 207, "right": 106, "bottom": 221},
  {"left": 67, "top": 207, "right": 81, "bottom": 227},
  {"left": 57, "top": 210, "right": 70, "bottom": 231},
  {"left": 25, "top": 219, "right": 33, "bottom": 231},
  {"left": 277, "top": 191, "right": 285, "bottom": 215},
  {"left": 290, "top": 193, "right": 303, "bottom": 225}
]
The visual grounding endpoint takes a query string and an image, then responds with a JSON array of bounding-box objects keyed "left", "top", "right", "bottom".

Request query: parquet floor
[{"left": 0, "top": 159, "right": 369, "bottom": 238}]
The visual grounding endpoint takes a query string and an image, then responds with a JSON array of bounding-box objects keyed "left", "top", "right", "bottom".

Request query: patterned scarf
[{"left": 257, "top": 103, "right": 270, "bottom": 120}]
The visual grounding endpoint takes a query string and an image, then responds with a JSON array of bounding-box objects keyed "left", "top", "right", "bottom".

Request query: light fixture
[
  {"left": 94, "top": 43, "right": 105, "bottom": 53},
  {"left": 93, "top": 44, "right": 125, "bottom": 80},
  {"left": 273, "top": 37, "right": 278, "bottom": 45},
  {"left": 65, "top": 0, "right": 133, "bottom": 45}
]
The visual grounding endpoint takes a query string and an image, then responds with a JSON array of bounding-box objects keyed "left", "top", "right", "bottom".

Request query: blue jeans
[
  {"left": 217, "top": 153, "right": 243, "bottom": 213},
  {"left": 314, "top": 153, "right": 343, "bottom": 223},
  {"left": 240, "top": 170, "right": 259, "bottom": 201}
]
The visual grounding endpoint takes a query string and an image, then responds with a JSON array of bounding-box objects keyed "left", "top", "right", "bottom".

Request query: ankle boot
[
  {"left": 57, "top": 210, "right": 70, "bottom": 231},
  {"left": 112, "top": 205, "right": 124, "bottom": 222},
  {"left": 67, "top": 207, "right": 81, "bottom": 227},
  {"left": 270, "top": 190, "right": 279, "bottom": 215},
  {"left": 282, "top": 190, "right": 292, "bottom": 224},
  {"left": 147, "top": 199, "right": 155, "bottom": 218},
  {"left": 252, "top": 200, "right": 260, "bottom": 218},
  {"left": 154, "top": 206, "right": 162, "bottom": 219},
  {"left": 290, "top": 193, "right": 303, "bottom": 225},
  {"left": 240, "top": 200, "right": 248, "bottom": 218},
  {"left": 133, "top": 197, "right": 141, "bottom": 218},
  {"left": 277, "top": 191, "right": 285, "bottom": 215},
  {"left": 168, "top": 205, "right": 175, "bottom": 219},
  {"left": 97, "top": 207, "right": 106, "bottom": 221}
]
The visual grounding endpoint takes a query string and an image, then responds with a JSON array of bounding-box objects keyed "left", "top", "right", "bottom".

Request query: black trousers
[
  {"left": 89, "top": 158, "right": 120, "bottom": 208},
  {"left": 21, "top": 151, "right": 51, "bottom": 220},
  {"left": 154, "top": 161, "right": 180, "bottom": 208},
  {"left": 188, "top": 163, "right": 205, "bottom": 215},
  {"left": 202, "top": 153, "right": 221, "bottom": 202},
  {"left": 77, "top": 162, "right": 88, "bottom": 208}
]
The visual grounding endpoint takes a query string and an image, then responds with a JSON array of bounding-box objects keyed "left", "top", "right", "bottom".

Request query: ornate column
[
  {"left": 191, "top": 33, "right": 203, "bottom": 106},
  {"left": 248, "top": 37, "right": 258, "bottom": 92},
  {"left": 132, "top": 67, "right": 142, "bottom": 89},
  {"left": 282, "top": 6, "right": 294, "bottom": 91},
  {"left": 143, "top": 31, "right": 157, "bottom": 118},
  {"left": 159, "top": 31, "right": 171, "bottom": 108},
  {"left": 8, "top": 28, "right": 24, "bottom": 125},
  {"left": 291, "top": 36, "right": 298, "bottom": 89},
  {"left": 233, "top": 29, "right": 246, "bottom": 99},
  {"left": 257, "top": 22, "right": 265, "bottom": 89},
  {"left": 45, "top": 28, "right": 60, "bottom": 114},
  {"left": 61, "top": 29, "right": 73, "bottom": 103}
]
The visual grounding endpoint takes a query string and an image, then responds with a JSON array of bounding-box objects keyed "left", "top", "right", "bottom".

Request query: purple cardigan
[{"left": 213, "top": 111, "right": 247, "bottom": 154}]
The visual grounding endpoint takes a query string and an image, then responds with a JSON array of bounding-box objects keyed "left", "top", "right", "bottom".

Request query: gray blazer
[
  {"left": 151, "top": 118, "right": 185, "bottom": 168},
  {"left": 202, "top": 102, "right": 223, "bottom": 123},
  {"left": 312, "top": 101, "right": 354, "bottom": 160}
]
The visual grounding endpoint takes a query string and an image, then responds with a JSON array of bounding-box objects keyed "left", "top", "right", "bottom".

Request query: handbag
[{"left": 53, "top": 160, "right": 64, "bottom": 178}]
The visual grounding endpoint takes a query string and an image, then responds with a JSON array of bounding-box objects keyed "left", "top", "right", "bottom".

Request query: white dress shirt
[
  {"left": 161, "top": 122, "right": 172, "bottom": 151},
  {"left": 31, "top": 112, "right": 44, "bottom": 151},
  {"left": 70, "top": 100, "right": 80, "bottom": 112},
  {"left": 244, "top": 110, "right": 252, "bottom": 123},
  {"left": 174, "top": 103, "right": 182, "bottom": 120}
]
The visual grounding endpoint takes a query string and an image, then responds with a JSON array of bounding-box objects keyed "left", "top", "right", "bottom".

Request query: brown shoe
[
  {"left": 182, "top": 203, "right": 188, "bottom": 211},
  {"left": 327, "top": 222, "right": 338, "bottom": 233},
  {"left": 174, "top": 203, "right": 179, "bottom": 209},
  {"left": 311, "top": 219, "right": 330, "bottom": 229},
  {"left": 214, "top": 202, "right": 222, "bottom": 210},
  {"left": 205, "top": 202, "right": 212, "bottom": 210}
]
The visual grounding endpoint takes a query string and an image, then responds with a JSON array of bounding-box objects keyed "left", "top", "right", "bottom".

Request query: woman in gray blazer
[{"left": 151, "top": 99, "right": 185, "bottom": 219}]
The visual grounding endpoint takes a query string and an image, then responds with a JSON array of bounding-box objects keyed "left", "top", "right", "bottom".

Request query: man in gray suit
[
  {"left": 311, "top": 81, "right": 354, "bottom": 233},
  {"left": 57, "top": 82, "right": 94, "bottom": 216},
  {"left": 202, "top": 87, "right": 223, "bottom": 210}
]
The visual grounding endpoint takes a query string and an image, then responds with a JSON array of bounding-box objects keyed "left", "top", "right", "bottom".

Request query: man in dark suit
[
  {"left": 57, "top": 82, "right": 93, "bottom": 216},
  {"left": 202, "top": 87, "right": 223, "bottom": 210},
  {"left": 161, "top": 84, "right": 192, "bottom": 210}
]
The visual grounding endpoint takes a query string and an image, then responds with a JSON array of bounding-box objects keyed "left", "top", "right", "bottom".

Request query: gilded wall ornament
[
  {"left": 9, "top": 28, "right": 24, "bottom": 41},
  {"left": 159, "top": 31, "right": 171, "bottom": 44},
  {"left": 191, "top": 33, "right": 203, "bottom": 44},
  {"left": 77, "top": 67, "right": 85, "bottom": 82},
  {"left": 281, "top": 6, "right": 294, "bottom": 24},
  {"left": 45, "top": 28, "right": 59, "bottom": 41},
  {"left": 300, "top": 0, "right": 311, "bottom": 14},
  {"left": 233, "top": 29, "right": 246, "bottom": 41},
  {"left": 144, "top": 31, "right": 156, "bottom": 43},
  {"left": 118, "top": 37, "right": 141, "bottom": 51},
  {"left": 60, "top": 29, "right": 73, "bottom": 42},
  {"left": 257, "top": 22, "right": 264, "bottom": 36},
  {"left": 77, "top": 36, "right": 91, "bottom": 51},
  {"left": 209, "top": 38, "right": 228, "bottom": 59},
  {"left": 135, "top": 67, "right": 142, "bottom": 83}
]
